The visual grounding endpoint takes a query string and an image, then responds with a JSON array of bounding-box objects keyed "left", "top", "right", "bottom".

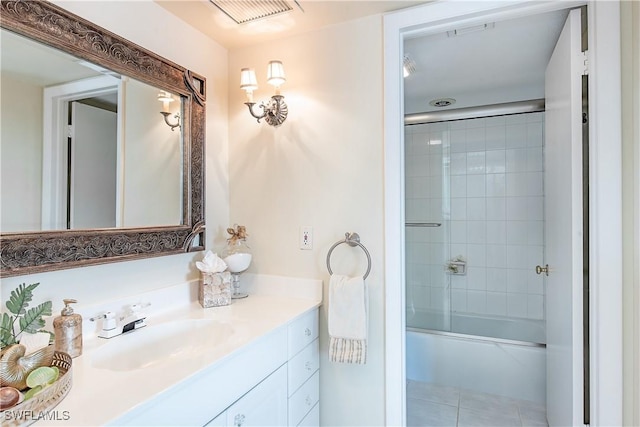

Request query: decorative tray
[{"left": 1, "top": 351, "right": 72, "bottom": 427}]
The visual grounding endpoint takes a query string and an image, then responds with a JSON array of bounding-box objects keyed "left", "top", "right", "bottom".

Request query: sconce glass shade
[
  {"left": 240, "top": 68, "right": 258, "bottom": 92},
  {"left": 158, "top": 90, "right": 174, "bottom": 113},
  {"left": 266, "top": 60, "right": 286, "bottom": 87}
]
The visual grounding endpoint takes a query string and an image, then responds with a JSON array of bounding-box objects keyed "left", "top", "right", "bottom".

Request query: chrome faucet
[{"left": 90, "top": 303, "right": 150, "bottom": 339}]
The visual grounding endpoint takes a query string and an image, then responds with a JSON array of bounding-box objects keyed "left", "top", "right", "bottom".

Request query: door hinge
[{"left": 582, "top": 50, "right": 589, "bottom": 76}]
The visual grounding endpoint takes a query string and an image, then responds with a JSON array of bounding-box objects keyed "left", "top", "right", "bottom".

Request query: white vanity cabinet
[
  {"left": 206, "top": 365, "right": 288, "bottom": 427},
  {"left": 209, "top": 309, "right": 320, "bottom": 427},
  {"left": 114, "top": 307, "right": 320, "bottom": 427},
  {"left": 287, "top": 309, "right": 320, "bottom": 426}
]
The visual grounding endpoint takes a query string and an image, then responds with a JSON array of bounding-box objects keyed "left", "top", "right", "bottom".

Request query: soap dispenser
[{"left": 53, "top": 299, "right": 82, "bottom": 358}]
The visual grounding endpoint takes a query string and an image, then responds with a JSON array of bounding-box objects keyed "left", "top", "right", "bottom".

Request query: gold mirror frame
[{"left": 0, "top": 0, "right": 206, "bottom": 277}]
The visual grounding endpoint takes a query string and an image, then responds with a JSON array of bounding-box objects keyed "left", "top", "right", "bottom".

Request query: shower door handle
[{"left": 535, "top": 264, "right": 549, "bottom": 276}]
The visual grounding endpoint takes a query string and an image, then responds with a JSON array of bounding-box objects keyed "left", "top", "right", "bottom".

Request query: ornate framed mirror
[{"left": 0, "top": 0, "right": 206, "bottom": 277}]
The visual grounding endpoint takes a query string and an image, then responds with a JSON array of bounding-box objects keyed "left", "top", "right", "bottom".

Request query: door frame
[
  {"left": 383, "top": 1, "right": 622, "bottom": 426},
  {"left": 41, "top": 75, "right": 122, "bottom": 230}
]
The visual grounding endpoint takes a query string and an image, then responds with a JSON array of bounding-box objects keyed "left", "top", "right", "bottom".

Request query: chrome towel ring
[{"left": 326, "top": 232, "right": 372, "bottom": 280}]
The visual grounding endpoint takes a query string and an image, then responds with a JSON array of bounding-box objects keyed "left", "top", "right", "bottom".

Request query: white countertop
[{"left": 30, "top": 274, "right": 322, "bottom": 427}]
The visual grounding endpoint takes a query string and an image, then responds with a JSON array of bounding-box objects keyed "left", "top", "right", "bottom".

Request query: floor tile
[
  {"left": 407, "top": 398, "right": 458, "bottom": 427},
  {"left": 458, "top": 407, "right": 522, "bottom": 427},
  {"left": 459, "top": 389, "right": 520, "bottom": 419},
  {"left": 408, "top": 380, "right": 460, "bottom": 406}
]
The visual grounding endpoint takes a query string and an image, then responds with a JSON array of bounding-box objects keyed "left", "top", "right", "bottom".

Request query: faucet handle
[{"left": 89, "top": 311, "right": 117, "bottom": 331}]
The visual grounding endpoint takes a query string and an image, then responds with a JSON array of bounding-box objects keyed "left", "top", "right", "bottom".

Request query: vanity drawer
[
  {"left": 297, "top": 402, "right": 319, "bottom": 427},
  {"left": 288, "top": 309, "right": 319, "bottom": 357},
  {"left": 288, "top": 371, "right": 319, "bottom": 427},
  {"left": 288, "top": 339, "right": 319, "bottom": 395}
]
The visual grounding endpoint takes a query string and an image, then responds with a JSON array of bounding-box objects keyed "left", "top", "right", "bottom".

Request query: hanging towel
[{"left": 328, "top": 274, "right": 368, "bottom": 364}]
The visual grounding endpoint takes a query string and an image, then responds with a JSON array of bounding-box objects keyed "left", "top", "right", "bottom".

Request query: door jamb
[{"left": 383, "top": 1, "right": 622, "bottom": 425}]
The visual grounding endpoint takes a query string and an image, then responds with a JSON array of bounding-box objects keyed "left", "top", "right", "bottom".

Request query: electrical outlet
[{"left": 300, "top": 226, "right": 313, "bottom": 250}]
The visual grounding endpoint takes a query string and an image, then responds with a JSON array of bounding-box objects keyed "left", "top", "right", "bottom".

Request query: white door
[
  {"left": 70, "top": 101, "right": 117, "bottom": 229},
  {"left": 544, "top": 8, "right": 585, "bottom": 427}
]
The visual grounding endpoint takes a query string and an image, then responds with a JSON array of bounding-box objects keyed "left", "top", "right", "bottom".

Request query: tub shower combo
[{"left": 404, "top": 101, "right": 547, "bottom": 404}]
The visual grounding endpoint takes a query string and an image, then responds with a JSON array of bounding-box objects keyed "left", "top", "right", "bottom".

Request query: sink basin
[{"left": 92, "top": 319, "right": 234, "bottom": 371}]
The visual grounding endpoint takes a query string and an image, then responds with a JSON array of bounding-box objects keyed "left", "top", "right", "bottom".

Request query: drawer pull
[
  {"left": 305, "top": 361, "right": 313, "bottom": 371},
  {"left": 234, "top": 414, "right": 245, "bottom": 427},
  {"left": 304, "top": 327, "right": 312, "bottom": 337}
]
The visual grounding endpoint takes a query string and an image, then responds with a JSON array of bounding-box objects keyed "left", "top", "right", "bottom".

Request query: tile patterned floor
[{"left": 407, "top": 380, "right": 548, "bottom": 427}]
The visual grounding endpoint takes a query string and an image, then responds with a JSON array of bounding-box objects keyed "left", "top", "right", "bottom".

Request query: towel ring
[{"left": 326, "top": 232, "right": 372, "bottom": 280}]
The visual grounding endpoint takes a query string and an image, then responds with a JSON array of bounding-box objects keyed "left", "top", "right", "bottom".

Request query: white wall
[
  {"left": 0, "top": 1, "right": 229, "bottom": 320},
  {"left": 229, "top": 16, "right": 385, "bottom": 426},
  {"left": 0, "top": 75, "right": 43, "bottom": 232},
  {"left": 123, "top": 79, "right": 182, "bottom": 227}
]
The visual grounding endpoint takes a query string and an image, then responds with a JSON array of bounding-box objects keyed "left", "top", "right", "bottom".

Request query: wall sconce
[
  {"left": 240, "top": 60, "right": 288, "bottom": 127},
  {"left": 158, "top": 90, "right": 181, "bottom": 131}
]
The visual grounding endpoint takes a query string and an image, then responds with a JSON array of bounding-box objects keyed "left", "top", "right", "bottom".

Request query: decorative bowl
[{"left": 0, "top": 351, "right": 72, "bottom": 427}]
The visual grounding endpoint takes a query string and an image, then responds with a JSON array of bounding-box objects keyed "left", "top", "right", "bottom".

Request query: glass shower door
[{"left": 405, "top": 122, "right": 451, "bottom": 332}]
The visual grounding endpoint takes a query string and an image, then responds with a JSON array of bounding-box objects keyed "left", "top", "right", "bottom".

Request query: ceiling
[
  {"left": 403, "top": 8, "right": 569, "bottom": 114},
  {"left": 158, "top": 1, "right": 569, "bottom": 115},
  {"left": 154, "top": 0, "right": 429, "bottom": 49}
]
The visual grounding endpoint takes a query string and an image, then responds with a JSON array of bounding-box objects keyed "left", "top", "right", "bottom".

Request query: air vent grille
[{"left": 209, "top": 0, "right": 298, "bottom": 24}]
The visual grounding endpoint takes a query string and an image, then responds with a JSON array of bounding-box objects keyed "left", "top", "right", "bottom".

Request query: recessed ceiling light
[{"left": 429, "top": 98, "right": 456, "bottom": 108}]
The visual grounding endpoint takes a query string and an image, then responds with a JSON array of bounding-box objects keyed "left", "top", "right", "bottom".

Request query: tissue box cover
[{"left": 199, "top": 271, "right": 231, "bottom": 308}]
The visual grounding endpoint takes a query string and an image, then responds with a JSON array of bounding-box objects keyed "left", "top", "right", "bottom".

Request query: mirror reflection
[{"left": 1, "top": 29, "right": 183, "bottom": 233}]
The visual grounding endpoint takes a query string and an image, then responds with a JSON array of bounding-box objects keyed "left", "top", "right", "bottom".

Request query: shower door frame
[{"left": 383, "top": 1, "right": 623, "bottom": 426}]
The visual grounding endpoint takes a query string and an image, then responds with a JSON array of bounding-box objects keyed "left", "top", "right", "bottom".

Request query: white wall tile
[
  {"left": 404, "top": 113, "right": 545, "bottom": 327},
  {"left": 526, "top": 147, "right": 543, "bottom": 172},
  {"left": 486, "top": 292, "right": 507, "bottom": 316},
  {"left": 527, "top": 295, "right": 544, "bottom": 319},
  {"left": 485, "top": 126, "right": 506, "bottom": 150},
  {"left": 451, "top": 220, "right": 467, "bottom": 244},
  {"left": 486, "top": 197, "right": 506, "bottom": 220},
  {"left": 507, "top": 268, "right": 529, "bottom": 294},
  {"left": 450, "top": 129, "right": 467, "bottom": 153},
  {"left": 506, "top": 172, "right": 528, "bottom": 197},
  {"left": 467, "top": 175, "right": 486, "bottom": 197},
  {"left": 467, "top": 267, "right": 487, "bottom": 290},
  {"left": 485, "top": 150, "right": 506, "bottom": 173},
  {"left": 467, "top": 198, "right": 486, "bottom": 220},
  {"left": 526, "top": 122, "right": 544, "bottom": 147},
  {"left": 526, "top": 197, "right": 544, "bottom": 220},
  {"left": 486, "top": 221, "right": 506, "bottom": 244},
  {"left": 505, "top": 123, "right": 527, "bottom": 149},
  {"left": 486, "top": 174, "right": 506, "bottom": 197},
  {"left": 451, "top": 289, "right": 467, "bottom": 311},
  {"left": 486, "top": 244, "right": 506, "bottom": 268},
  {"left": 466, "top": 127, "right": 486, "bottom": 152},
  {"left": 467, "top": 151, "right": 486, "bottom": 174},
  {"left": 506, "top": 148, "right": 528, "bottom": 173},
  {"left": 450, "top": 175, "right": 467, "bottom": 198},
  {"left": 467, "top": 220, "right": 486, "bottom": 244},
  {"left": 450, "top": 153, "right": 467, "bottom": 175},
  {"left": 467, "top": 244, "right": 487, "bottom": 267},
  {"left": 507, "top": 293, "right": 528, "bottom": 318},
  {"left": 451, "top": 198, "right": 467, "bottom": 220},
  {"left": 506, "top": 220, "right": 528, "bottom": 245},
  {"left": 506, "top": 197, "right": 528, "bottom": 221},
  {"left": 506, "top": 245, "right": 529, "bottom": 268},
  {"left": 467, "top": 290, "right": 487, "bottom": 314},
  {"left": 486, "top": 268, "right": 507, "bottom": 292}
]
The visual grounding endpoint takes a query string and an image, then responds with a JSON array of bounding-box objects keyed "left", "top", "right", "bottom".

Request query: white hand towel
[{"left": 328, "top": 274, "right": 367, "bottom": 364}]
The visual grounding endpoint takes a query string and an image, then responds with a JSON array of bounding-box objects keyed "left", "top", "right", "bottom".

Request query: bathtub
[{"left": 406, "top": 310, "right": 546, "bottom": 404}]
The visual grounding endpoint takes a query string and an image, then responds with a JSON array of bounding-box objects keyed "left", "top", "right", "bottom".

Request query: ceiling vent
[{"left": 209, "top": 0, "right": 303, "bottom": 25}]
